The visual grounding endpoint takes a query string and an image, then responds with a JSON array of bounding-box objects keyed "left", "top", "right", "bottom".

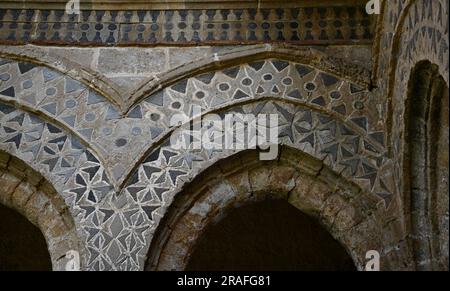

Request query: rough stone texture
[
  {"left": 98, "top": 48, "right": 166, "bottom": 75},
  {"left": 146, "top": 150, "right": 385, "bottom": 271},
  {"left": 371, "top": 0, "right": 449, "bottom": 271},
  {"left": 0, "top": 202, "right": 52, "bottom": 271},
  {"left": 168, "top": 47, "right": 214, "bottom": 69},
  {"left": 185, "top": 200, "right": 356, "bottom": 271},
  {"left": 0, "top": 152, "right": 81, "bottom": 270},
  {"left": 0, "top": 0, "right": 448, "bottom": 271}
]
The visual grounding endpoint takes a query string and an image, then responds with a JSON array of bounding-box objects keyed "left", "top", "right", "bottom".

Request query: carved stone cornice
[
  {"left": 0, "top": 0, "right": 369, "bottom": 10},
  {"left": 0, "top": 1, "right": 375, "bottom": 46}
]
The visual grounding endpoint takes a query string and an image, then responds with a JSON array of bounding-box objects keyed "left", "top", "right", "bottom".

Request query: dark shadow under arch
[
  {"left": 0, "top": 151, "right": 82, "bottom": 270},
  {"left": 0, "top": 203, "right": 52, "bottom": 271},
  {"left": 146, "top": 147, "right": 383, "bottom": 271},
  {"left": 185, "top": 199, "right": 356, "bottom": 271},
  {"left": 404, "top": 60, "right": 449, "bottom": 270}
]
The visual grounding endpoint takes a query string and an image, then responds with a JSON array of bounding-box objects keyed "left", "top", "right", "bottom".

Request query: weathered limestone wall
[
  {"left": 0, "top": 151, "right": 81, "bottom": 270},
  {"left": 147, "top": 148, "right": 387, "bottom": 271},
  {"left": 0, "top": 47, "right": 383, "bottom": 270},
  {"left": 372, "top": 0, "right": 449, "bottom": 270},
  {"left": 0, "top": 0, "right": 448, "bottom": 271}
]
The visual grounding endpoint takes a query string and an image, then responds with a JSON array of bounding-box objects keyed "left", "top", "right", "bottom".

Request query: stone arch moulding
[
  {"left": 1, "top": 51, "right": 379, "bottom": 188},
  {"left": 403, "top": 61, "right": 449, "bottom": 270},
  {"left": 1, "top": 51, "right": 395, "bottom": 270},
  {"left": 144, "top": 147, "right": 409, "bottom": 271},
  {"left": 0, "top": 56, "right": 121, "bottom": 164},
  {"left": 0, "top": 100, "right": 119, "bottom": 270},
  {"left": 0, "top": 48, "right": 124, "bottom": 110},
  {"left": 370, "top": 0, "right": 389, "bottom": 85},
  {"left": 378, "top": 0, "right": 449, "bottom": 271},
  {"left": 0, "top": 150, "right": 81, "bottom": 270},
  {"left": 116, "top": 98, "right": 406, "bottom": 270},
  {"left": 125, "top": 44, "right": 372, "bottom": 110},
  {"left": 384, "top": 0, "right": 449, "bottom": 151},
  {"left": 122, "top": 99, "right": 392, "bottom": 201},
  {"left": 118, "top": 55, "right": 384, "bottom": 187},
  {"left": 371, "top": 0, "right": 409, "bottom": 89},
  {"left": 1, "top": 44, "right": 372, "bottom": 114}
]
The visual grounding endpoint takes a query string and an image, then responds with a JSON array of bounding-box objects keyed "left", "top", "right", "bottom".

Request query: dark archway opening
[
  {"left": 405, "top": 61, "right": 449, "bottom": 270},
  {"left": 0, "top": 203, "right": 52, "bottom": 271},
  {"left": 185, "top": 200, "right": 356, "bottom": 271}
]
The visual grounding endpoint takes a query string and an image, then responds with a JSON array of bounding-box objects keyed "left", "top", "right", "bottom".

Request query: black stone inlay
[{"left": 0, "top": 86, "right": 15, "bottom": 98}]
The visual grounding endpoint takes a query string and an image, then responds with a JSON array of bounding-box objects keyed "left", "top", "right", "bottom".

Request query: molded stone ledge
[
  {"left": 0, "top": 4, "right": 375, "bottom": 47},
  {"left": 0, "top": 0, "right": 370, "bottom": 10}
]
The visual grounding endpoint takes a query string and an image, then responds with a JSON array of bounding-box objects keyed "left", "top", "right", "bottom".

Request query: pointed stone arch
[
  {"left": 0, "top": 150, "right": 81, "bottom": 270},
  {"left": 126, "top": 45, "right": 372, "bottom": 109},
  {"left": 373, "top": 0, "right": 449, "bottom": 271},
  {"left": 116, "top": 99, "right": 398, "bottom": 270},
  {"left": 0, "top": 57, "right": 120, "bottom": 164},
  {"left": 118, "top": 56, "right": 384, "bottom": 188},
  {"left": 145, "top": 147, "right": 389, "bottom": 271},
  {"left": 0, "top": 49, "right": 124, "bottom": 110},
  {"left": 404, "top": 61, "right": 449, "bottom": 270},
  {"left": 122, "top": 99, "right": 392, "bottom": 206},
  {"left": 0, "top": 101, "right": 117, "bottom": 270}
]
